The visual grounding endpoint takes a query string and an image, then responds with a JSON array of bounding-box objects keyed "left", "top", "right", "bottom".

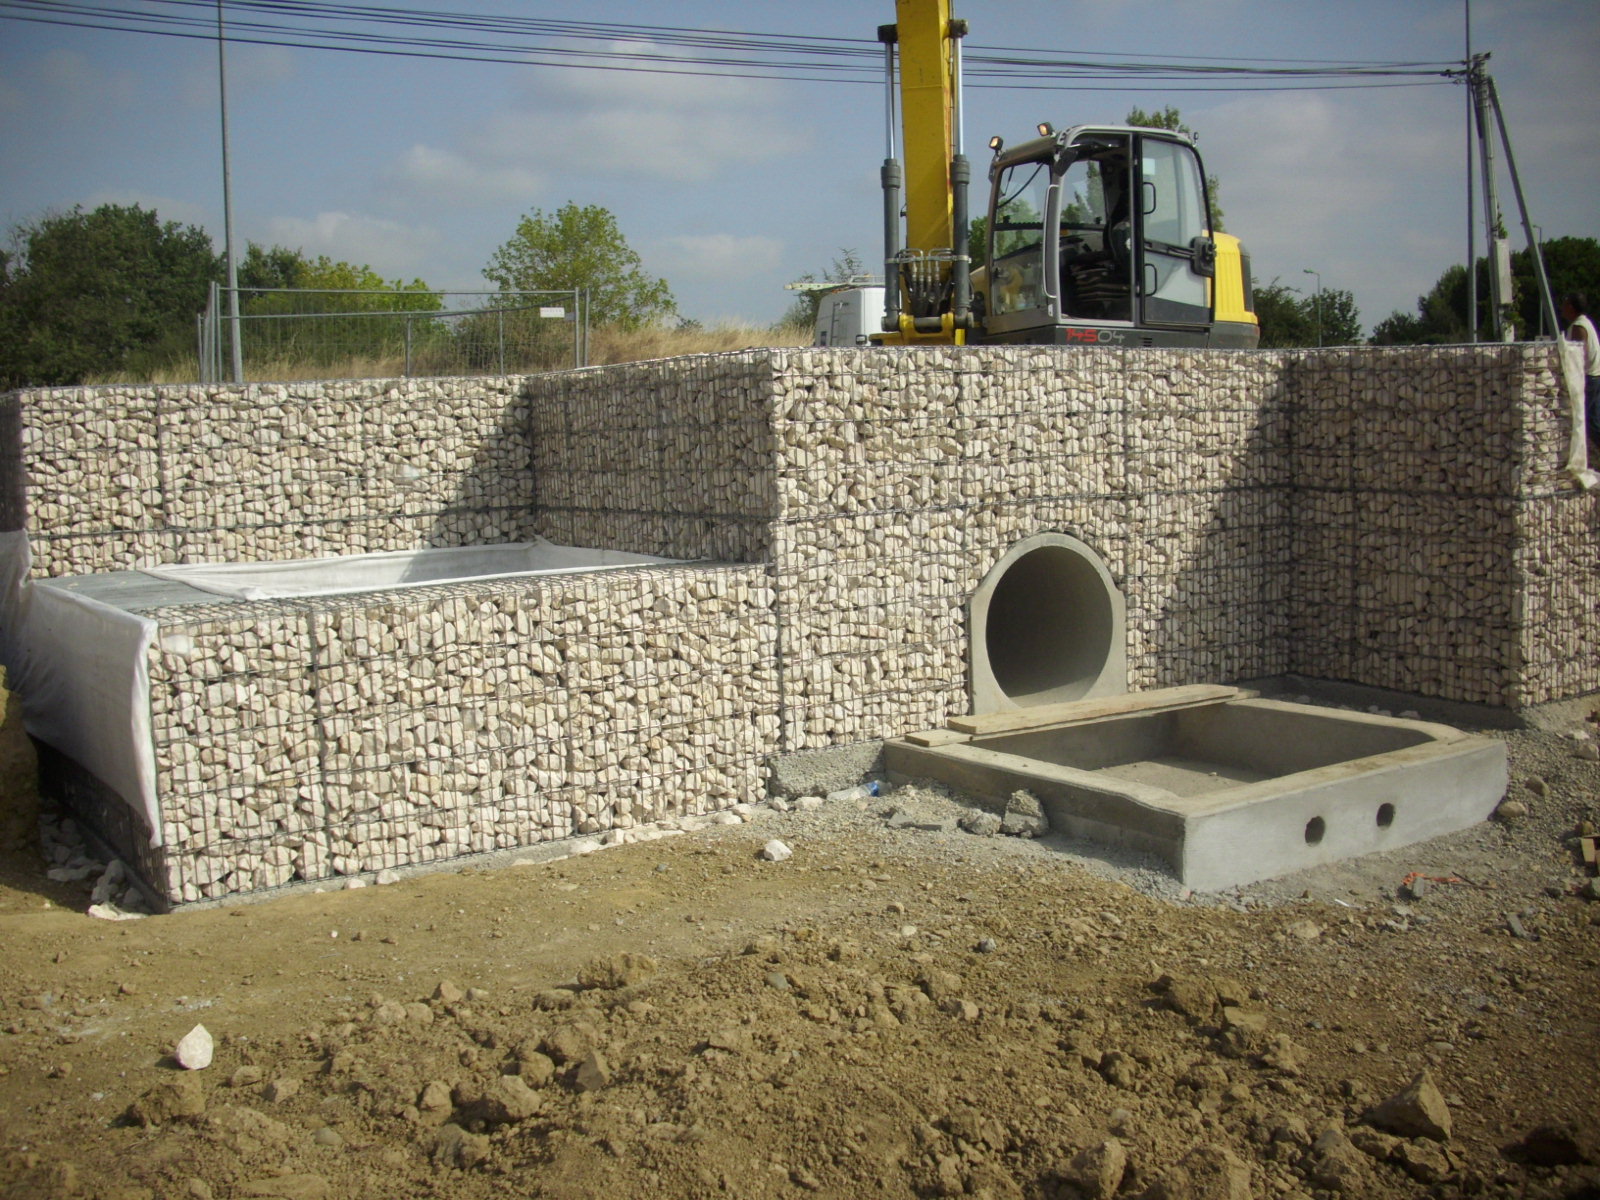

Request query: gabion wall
[
  {"left": 767, "top": 348, "right": 1293, "bottom": 750},
  {"left": 0, "top": 377, "right": 538, "bottom": 576},
  {"left": 522, "top": 348, "right": 1294, "bottom": 751},
  {"left": 135, "top": 564, "right": 775, "bottom": 903},
  {"left": 1, "top": 343, "right": 1595, "bottom": 901},
  {"left": 530, "top": 356, "right": 777, "bottom": 565},
  {"left": 519, "top": 344, "right": 1595, "bottom": 727},
  {"left": 1283, "top": 344, "right": 1599, "bottom": 707}
]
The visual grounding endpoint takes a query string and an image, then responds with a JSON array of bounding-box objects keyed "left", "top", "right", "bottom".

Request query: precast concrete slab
[{"left": 885, "top": 687, "right": 1508, "bottom": 890}]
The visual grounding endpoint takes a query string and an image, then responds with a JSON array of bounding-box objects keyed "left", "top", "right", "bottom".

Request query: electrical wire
[{"left": 0, "top": 0, "right": 1464, "bottom": 92}]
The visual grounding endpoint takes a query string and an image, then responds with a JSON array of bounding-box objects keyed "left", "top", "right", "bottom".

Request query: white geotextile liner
[
  {"left": 139, "top": 537, "right": 685, "bottom": 600},
  {"left": 1560, "top": 338, "right": 1600, "bottom": 490},
  {"left": 6, "top": 571, "right": 160, "bottom": 847}
]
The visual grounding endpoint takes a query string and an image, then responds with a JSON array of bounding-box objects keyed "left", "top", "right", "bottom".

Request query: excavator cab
[{"left": 975, "top": 125, "right": 1258, "bottom": 348}]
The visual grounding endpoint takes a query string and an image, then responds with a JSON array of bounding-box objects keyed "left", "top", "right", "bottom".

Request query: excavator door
[{"left": 1136, "top": 135, "right": 1213, "bottom": 331}]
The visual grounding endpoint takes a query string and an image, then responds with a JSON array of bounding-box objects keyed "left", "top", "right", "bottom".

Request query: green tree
[
  {"left": 1253, "top": 277, "right": 1361, "bottom": 348},
  {"left": 0, "top": 204, "right": 219, "bottom": 387},
  {"left": 1371, "top": 236, "right": 1600, "bottom": 344},
  {"left": 485, "top": 203, "right": 674, "bottom": 330},
  {"left": 238, "top": 242, "right": 304, "bottom": 291},
  {"left": 238, "top": 243, "right": 438, "bottom": 312},
  {"left": 1370, "top": 263, "right": 1469, "bottom": 345},
  {"left": 232, "top": 243, "right": 441, "bottom": 370},
  {"left": 781, "top": 248, "right": 869, "bottom": 333},
  {"left": 1512, "top": 236, "right": 1600, "bottom": 338},
  {"left": 1125, "top": 106, "right": 1225, "bottom": 232}
]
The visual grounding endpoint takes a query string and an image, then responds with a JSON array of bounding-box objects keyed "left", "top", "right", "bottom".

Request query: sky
[{"left": 2, "top": 1, "right": 1597, "bottom": 335}]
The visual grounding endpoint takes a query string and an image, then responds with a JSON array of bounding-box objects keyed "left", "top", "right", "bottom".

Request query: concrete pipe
[{"left": 968, "top": 532, "right": 1127, "bottom": 714}]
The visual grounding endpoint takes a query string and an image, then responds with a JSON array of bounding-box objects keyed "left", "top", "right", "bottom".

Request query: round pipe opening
[{"left": 969, "top": 533, "right": 1126, "bottom": 713}]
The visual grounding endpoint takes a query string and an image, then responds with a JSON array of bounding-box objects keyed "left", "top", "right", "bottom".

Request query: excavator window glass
[
  {"left": 988, "top": 161, "right": 1050, "bottom": 316},
  {"left": 1137, "top": 137, "right": 1211, "bottom": 326},
  {"left": 1058, "top": 139, "right": 1131, "bottom": 322}
]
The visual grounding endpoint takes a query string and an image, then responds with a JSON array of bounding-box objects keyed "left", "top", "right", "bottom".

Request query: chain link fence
[{"left": 198, "top": 285, "right": 589, "bottom": 383}]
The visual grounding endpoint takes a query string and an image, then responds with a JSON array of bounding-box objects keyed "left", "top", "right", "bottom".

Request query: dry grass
[
  {"left": 588, "top": 323, "right": 807, "bottom": 365},
  {"left": 84, "top": 323, "right": 809, "bottom": 386}
]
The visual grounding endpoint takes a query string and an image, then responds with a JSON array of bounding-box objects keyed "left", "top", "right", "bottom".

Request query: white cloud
[
  {"left": 535, "top": 45, "right": 784, "bottom": 109},
  {"left": 23, "top": 49, "right": 139, "bottom": 116},
  {"left": 182, "top": 44, "right": 297, "bottom": 107},
  {"left": 391, "top": 144, "right": 547, "bottom": 204},
  {"left": 262, "top": 211, "right": 441, "bottom": 279},
  {"left": 1200, "top": 88, "right": 1475, "bottom": 325},
  {"left": 389, "top": 40, "right": 812, "bottom": 204},
  {"left": 1207, "top": 91, "right": 1449, "bottom": 234},
  {"left": 653, "top": 233, "right": 785, "bottom": 282}
]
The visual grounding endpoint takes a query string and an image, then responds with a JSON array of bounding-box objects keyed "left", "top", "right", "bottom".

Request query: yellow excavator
[{"left": 874, "top": 0, "right": 1259, "bottom": 348}]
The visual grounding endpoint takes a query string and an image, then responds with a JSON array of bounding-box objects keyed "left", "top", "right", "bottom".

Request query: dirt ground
[{"left": 2, "top": 725, "right": 1598, "bottom": 1200}]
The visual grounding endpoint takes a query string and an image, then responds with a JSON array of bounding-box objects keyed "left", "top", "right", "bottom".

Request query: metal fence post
[
  {"left": 497, "top": 308, "right": 505, "bottom": 375},
  {"left": 404, "top": 315, "right": 413, "bottom": 378}
]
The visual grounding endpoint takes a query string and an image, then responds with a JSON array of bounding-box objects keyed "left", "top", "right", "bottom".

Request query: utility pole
[
  {"left": 1464, "top": 0, "right": 1476, "bottom": 343},
  {"left": 1469, "top": 55, "right": 1510, "bottom": 341},
  {"left": 218, "top": 1, "right": 243, "bottom": 383},
  {"left": 1482, "top": 73, "right": 1559, "bottom": 342},
  {"left": 1302, "top": 268, "right": 1322, "bottom": 347}
]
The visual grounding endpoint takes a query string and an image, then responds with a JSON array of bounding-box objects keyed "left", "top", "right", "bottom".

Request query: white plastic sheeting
[
  {"left": 139, "top": 537, "right": 684, "bottom": 600},
  {"left": 0, "top": 534, "right": 161, "bottom": 846},
  {"left": 1560, "top": 338, "right": 1600, "bottom": 490}
]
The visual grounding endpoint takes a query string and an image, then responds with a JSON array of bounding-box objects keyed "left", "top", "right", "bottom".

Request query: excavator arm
[{"left": 875, "top": 0, "right": 973, "bottom": 344}]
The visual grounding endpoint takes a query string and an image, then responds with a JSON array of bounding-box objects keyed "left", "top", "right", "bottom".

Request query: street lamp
[{"left": 1302, "top": 268, "right": 1323, "bottom": 347}]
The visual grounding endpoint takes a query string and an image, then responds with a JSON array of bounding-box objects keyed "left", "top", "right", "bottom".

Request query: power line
[{"left": 0, "top": 0, "right": 1463, "bottom": 92}]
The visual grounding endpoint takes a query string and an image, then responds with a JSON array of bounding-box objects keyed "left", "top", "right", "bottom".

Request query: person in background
[{"left": 1561, "top": 292, "right": 1600, "bottom": 448}]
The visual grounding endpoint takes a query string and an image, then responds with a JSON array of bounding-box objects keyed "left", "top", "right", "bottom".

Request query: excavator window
[
  {"left": 989, "top": 161, "right": 1050, "bottom": 317},
  {"left": 1137, "top": 137, "right": 1211, "bottom": 326},
  {"left": 1058, "top": 138, "right": 1132, "bottom": 323}
]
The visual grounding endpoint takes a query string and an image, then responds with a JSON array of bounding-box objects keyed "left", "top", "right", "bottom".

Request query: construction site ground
[{"left": 2, "top": 726, "right": 1598, "bottom": 1200}]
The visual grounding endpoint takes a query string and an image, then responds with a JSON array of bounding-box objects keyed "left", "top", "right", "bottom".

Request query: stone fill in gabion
[
  {"left": 1, "top": 342, "right": 1596, "bottom": 903},
  {"left": 136, "top": 565, "right": 775, "bottom": 903},
  {"left": 520, "top": 343, "right": 1595, "bottom": 739},
  {"left": 1, "top": 377, "right": 537, "bottom": 576}
]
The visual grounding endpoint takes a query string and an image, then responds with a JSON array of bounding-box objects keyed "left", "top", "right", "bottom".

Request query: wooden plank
[
  {"left": 902, "top": 728, "right": 971, "bottom": 748},
  {"left": 947, "top": 684, "right": 1246, "bottom": 737}
]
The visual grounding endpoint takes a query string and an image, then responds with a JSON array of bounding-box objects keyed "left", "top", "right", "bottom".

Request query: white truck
[{"left": 812, "top": 283, "right": 886, "bottom": 347}]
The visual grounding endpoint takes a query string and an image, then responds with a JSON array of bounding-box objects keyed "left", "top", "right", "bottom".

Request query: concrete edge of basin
[
  {"left": 1178, "top": 736, "right": 1509, "bottom": 891},
  {"left": 883, "top": 693, "right": 1513, "bottom": 892},
  {"left": 950, "top": 683, "right": 1246, "bottom": 737},
  {"left": 883, "top": 739, "right": 1190, "bottom": 873}
]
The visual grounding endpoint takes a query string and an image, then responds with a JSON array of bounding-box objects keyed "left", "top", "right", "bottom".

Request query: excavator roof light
[
  {"left": 1037, "top": 122, "right": 1054, "bottom": 137},
  {"left": 988, "top": 135, "right": 1004, "bottom": 153}
]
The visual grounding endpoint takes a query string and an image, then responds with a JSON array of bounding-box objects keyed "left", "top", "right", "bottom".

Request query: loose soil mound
[{"left": 2, "top": 729, "right": 1597, "bottom": 1199}]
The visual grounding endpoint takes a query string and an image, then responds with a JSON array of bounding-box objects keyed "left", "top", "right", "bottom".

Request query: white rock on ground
[
  {"left": 761, "top": 840, "right": 793, "bottom": 863},
  {"left": 174, "top": 1024, "right": 214, "bottom": 1070}
]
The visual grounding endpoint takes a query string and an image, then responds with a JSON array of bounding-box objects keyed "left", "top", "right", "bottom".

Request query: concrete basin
[{"left": 885, "top": 685, "right": 1508, "bottom": 890}]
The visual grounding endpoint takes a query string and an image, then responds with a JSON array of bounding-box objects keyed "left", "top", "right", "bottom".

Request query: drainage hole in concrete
[
  {"left": 1376, "top": 802, "right": 1396, "bottom": 828},
  {"left": 1304, "top": 816, "right": 1326, "bottom": 844}
]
